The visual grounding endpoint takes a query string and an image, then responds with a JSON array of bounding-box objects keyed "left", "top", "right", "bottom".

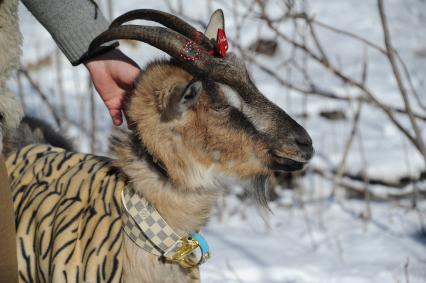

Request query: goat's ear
[
  {"left": 205, "top": 9, "right": 225, "bottom": 40},
  {"left": 179, "top": 81, "right": 203, "bottom": 112},
  {"left": 162, "top": 81, "right": 203, "bottom": 121}
]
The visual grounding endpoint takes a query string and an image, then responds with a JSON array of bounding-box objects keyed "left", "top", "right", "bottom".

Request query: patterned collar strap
[{"left": 121, "top": 188, "right": 210, "bottom": 268}]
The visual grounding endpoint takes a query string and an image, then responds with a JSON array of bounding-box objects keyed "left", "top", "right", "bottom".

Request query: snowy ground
[
  {"left": 11, "top": 0, "right": 426, "bottom": 282},
  {"left": 202, "top": 199, "right": 426, "bottom": 283}
]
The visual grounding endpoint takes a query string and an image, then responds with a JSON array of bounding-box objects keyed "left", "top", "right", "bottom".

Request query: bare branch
[
  {"left": 236, "top": 45, "right": 426, "bottom": 122},
  {"left": 255, "top": 1, "right": 425, "bottom": 158},
  {"left": 312, "top": 17, "right": 425, "bottom": 111},
  {"left": 18, "top": 68, "right": 62, "bottom": 127},
  {"left": 313, "top": 19, "right": 387, "bottom": 55},
  {"left": 377, "top": 0, "right": 426, "bottom": 164},
  {"left": 331, "top": 101, "right": 363, "bottom": 197},
  {"left": 88, "top": 76, "right": 97, "bottom": 154}
]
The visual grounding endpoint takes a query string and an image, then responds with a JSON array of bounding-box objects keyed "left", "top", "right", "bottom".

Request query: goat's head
[{"left": 91, "top": 9, "right": 314, "bottom": 193}]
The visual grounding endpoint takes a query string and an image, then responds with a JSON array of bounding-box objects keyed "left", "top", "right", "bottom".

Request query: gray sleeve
[{"left": 21, "top": 0, "right": 113, "bottom": 65}]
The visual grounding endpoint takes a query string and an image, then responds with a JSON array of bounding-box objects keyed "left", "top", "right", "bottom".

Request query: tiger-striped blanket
[{"left": 6, "top": 144, "right": 126, "bottom": 283}]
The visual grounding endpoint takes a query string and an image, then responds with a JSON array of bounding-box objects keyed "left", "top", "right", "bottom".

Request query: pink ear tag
[{"left": 216, "top": 28, "right": 228, "bottom": 57}]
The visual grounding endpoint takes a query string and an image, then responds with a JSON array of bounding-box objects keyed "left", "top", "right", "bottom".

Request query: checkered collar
[{"left": 121, "top": 188, "right": 210, "bottom": 268}]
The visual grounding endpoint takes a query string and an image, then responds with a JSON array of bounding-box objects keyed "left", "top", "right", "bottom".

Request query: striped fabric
[{"left": 7, "top": 144, "right": 125, "bottom": 283}]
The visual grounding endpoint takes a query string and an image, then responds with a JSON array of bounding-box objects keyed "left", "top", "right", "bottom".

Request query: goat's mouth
[{"left": 269, "top": 152, "right": 307, "bottom": 172}]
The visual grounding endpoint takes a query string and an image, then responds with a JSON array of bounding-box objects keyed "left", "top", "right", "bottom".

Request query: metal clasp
[{"left": 165, "top": 234, "right": 210, "bottom": 268}]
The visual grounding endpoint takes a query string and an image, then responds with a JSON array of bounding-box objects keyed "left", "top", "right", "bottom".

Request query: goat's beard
[{"left": 249, "top": 174, "right": 271, "bottom": 210}]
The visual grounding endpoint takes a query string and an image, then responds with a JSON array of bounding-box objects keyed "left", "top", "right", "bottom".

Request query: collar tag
[{"left": 191, "top": 233, "right": 209, "bottom": 255}]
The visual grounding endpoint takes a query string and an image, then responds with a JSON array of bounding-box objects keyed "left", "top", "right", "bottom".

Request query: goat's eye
[{"left": 211, "top": 104, "right": 230, "bottom": 112}]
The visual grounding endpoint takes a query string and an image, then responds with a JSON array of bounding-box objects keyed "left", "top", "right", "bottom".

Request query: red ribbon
[
  {"left": 216, "top": 29, "right": 228, "bottom": 57},
  {"left": 188, "top": 29, "right": 229, "bottom": 60}
]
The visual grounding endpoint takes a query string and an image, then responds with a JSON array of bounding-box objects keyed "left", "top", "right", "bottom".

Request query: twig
[
  {"left": 313, "top": 19, "right": 387, "bottom": 55},
  {"left": 361, "top": 46, "right": 368, "bottom": 85},
  {"left": 236, "top": 45, "right": 426, "bottom": 121},
  {"left": 15, "top": 69, "right": 26, "bottom": 111},
  {"left": 306, "top": 17, "right": 328, "bottom": 62},
  {"left": 327, "top": 166, "right": 425, "bottom": 189},
  {"left": 402, "top": 136, "right": 418, "bottom": 209},
  {"left": 255, "top": 1, "right": 425, "bottom": 157},
  {"left": 404, "top": 257, "right": 410, "bottom": 283},
  {"left": 311, "top": 166, "right": 426, "bottom": 201},
  {"left": 88, "top": 76, "right": 97, "bottom": 154},
  {"left": 18, "top": 68, "right": 61, "bottom": 127},
  {"left": 55, "top": 48, "right": 68, "bottom": 128},
  {"left": 331, "top": 101, "right": 363, "bottom": 197},
  {"left": 395, "top": 51, "right": 426, "bottom": 111},
  {"left": 357, "top": 116, "right": 371, "bottom": 221},
  {"left": 225, "top": 260, "right": 244, "bottom": 283},
  {"left": 334, "top": 235, "right": 344, "bottom": 262},
  {"left": 377, "top": 0, "right": 426, "bottom": 164},
  {"left": 312, "top": 18, "right": 425, "bottom": 111}
]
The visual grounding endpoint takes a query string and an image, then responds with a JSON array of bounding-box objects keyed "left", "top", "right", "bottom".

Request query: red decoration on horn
[
  {"left": 216, "top": 28, "right": 228, "bottom": 57},
  {"left": 187, "top": 29, "right": 228, "bottom": 60}
]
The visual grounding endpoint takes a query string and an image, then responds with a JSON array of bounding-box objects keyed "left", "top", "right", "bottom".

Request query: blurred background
[{"left": 9, "top": 0, "right": 426, "bottom": 282}]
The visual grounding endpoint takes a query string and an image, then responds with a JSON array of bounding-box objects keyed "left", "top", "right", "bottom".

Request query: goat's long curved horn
[
  {"left": 109, "top": 9, "right": 215, "bottom": 51},
  {"left": 88, "top": 25, "right": 211, "bottom": 76},
  {"left": 89, "top": 25, "right": 255, "bottom": 99}
]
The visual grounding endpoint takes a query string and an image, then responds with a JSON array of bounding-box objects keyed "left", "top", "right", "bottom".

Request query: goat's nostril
[
  {"left": 294, "top": 135, "right": 314, "bottom": 160},
  {"left": 295, "top": 135, "right": 312, "bottom": 147}
]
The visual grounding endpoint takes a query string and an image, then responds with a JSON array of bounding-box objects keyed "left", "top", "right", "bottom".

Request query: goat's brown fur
[{"left": 121, "top": 62, "right": 271, "bottom": 181}]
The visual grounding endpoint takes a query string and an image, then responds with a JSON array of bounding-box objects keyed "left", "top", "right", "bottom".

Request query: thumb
[{"left": 109, "top": 108, "right": 123, "bottom": 126}]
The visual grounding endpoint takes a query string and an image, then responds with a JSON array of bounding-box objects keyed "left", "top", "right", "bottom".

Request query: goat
[{"left": 4, "top": 9, "right": 314, "bottom": 283}]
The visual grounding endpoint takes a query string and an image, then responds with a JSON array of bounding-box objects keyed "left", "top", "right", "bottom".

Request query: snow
[
  {"left": 201, "top": 198, "right": 426, "bottom": 283},
  {"left": 10, "top": 0, "right": 426, "bottom": 282}
]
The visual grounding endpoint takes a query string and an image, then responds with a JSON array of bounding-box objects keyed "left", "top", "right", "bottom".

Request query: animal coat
[{"left": 7, "top": 144, "right": 126, "bottom": 283}]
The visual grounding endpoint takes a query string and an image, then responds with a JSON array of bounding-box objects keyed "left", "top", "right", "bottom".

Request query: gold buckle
[{"left": 165, "top": 237, "right": 208, "bottom": 268}]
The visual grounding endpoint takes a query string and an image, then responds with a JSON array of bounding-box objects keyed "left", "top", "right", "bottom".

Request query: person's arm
[
  {"left": 21, "top": 0, "right": 141, "bottom": 125},
  {"left": 21, "top": 0, "right": 111, "bottom": 65}
]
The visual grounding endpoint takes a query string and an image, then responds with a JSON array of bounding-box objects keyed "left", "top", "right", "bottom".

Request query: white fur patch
[
  {"left": 219, "top": 84, "right": 242, "bottom": 109},
  {"left": 187, "top": 162, "right": 218, "bottom": 190},
  {"left": 241, "top": 104, "right": 270, "bottom": 132},
  {"left": 219, "top": 84, "right": 270, "bottom": 132}
]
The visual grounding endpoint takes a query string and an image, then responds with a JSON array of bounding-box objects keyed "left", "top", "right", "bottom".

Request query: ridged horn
[
  {"left": 109, "top": 9, "right": 215, "bottom": 51},
  {"left": 88, "top": 25, "right": 212, "bottom": 77}
]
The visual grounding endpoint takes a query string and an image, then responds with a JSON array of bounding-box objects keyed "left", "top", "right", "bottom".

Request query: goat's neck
[{"left": 119, "top": 154, "right": 218, "bottom": 235}]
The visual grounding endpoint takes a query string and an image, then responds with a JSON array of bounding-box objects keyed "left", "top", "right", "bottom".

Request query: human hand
[{"left": 84, "top": 49, "right": 141, "bottom": 126}]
